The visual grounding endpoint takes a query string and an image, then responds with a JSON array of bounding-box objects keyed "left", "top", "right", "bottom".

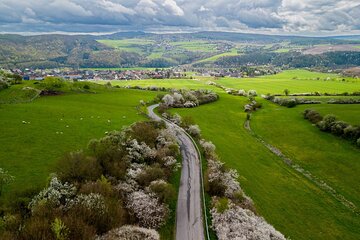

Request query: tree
[
  {"left": 284, "top": 89, "right": 290, "bottom": 96},
  {"left": 0, "top": 168, "right": 15, "bottom": 196}
]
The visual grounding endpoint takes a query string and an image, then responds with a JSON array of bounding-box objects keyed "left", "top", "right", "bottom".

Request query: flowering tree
[
  {"left": 29, "top": 177, "right": 76, "bottom": 211},
  {"left": 127, "top": 190, "right": 169, "bottom": 229},
  {"left": 97, "top": 225, "right": 159, "bottom": 240},
  {"left": 162, "top": 94, "right": 174, "bottom": 106},
  {"left": 211, "top": 200, "right": 285, "bottom": 240}
]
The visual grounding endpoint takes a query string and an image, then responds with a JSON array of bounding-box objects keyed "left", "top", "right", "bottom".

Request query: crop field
[
  {"left": 171, "top": 93, "right": 360, "bottom": 240},
  {"left": 0, "top": 87, "right": 158, "bottom": 203},
  {"left": 215, "top": 70, "right": 360, "bottom": 94}
]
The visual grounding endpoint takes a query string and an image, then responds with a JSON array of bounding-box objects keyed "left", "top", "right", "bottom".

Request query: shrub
[
  {"left": 51, "top": 218, "right": 69, "bottom": 240},
  {"left": 97, "top": 225, "right": 159, "bottom": 240},
  {"left": 20, "top": 217, "right": 53, "bottom": 240},
  {"left": 0, "top": 168, "right": 15, "bottom": 196},
  {"left": 57, "top": 151, "right": 102, "bottom": 183},
  {"left": 61, "top": 215, "right": 96, "bottom": 240},
  {"left": 331, "top": 121, "right": 349, "bottom": 136},
  {"left": 343, "top": 126, "right": 360, "bottom": 141},
  {"left": 29, "top": 177, "right": 76, "bottom": 211},
  {"left": 162, "top": 94, "right": 174, "bottom": 106},
  {"left": 248, "top": 90, "right": 257, "bottom": 96},
  {"left": 187, "top": 125, "right": 201, "bottom": 138},
  {"left": 129, "top": 121, "right": 160, "bottom": 148},
  {"left": 41, "top": 77, "right": 65, "bottom": 92},
  {"left": 321, "top": 114, "right": 337, "bottom": 131},
  {"left": 303, "top": 109, "right": 323, "bottom": 123},
  {"left": 149, "top": 180, "right": 176, "bottom": 204},
  {"left": 284, "top": 89, "right": 290, "bottom": 96},
  {"left": 357, "top": 138, "right": 360, "bottom": 147},
  {"left": 137, "top": 166, "right": 165, "bottom": 186},
  {"left": 215, "top": 197, "right": 229, "bottom": 214},
  {"left": 126, "top": 190, "right": 169, "bottom": 229},
  {"left": 210, "top": 200, "right": 285, "bottom": 240}
]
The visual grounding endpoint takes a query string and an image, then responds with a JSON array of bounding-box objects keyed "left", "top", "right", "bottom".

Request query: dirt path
[{"left": 148, "top": 104, "right": 205, "bottom": 240}]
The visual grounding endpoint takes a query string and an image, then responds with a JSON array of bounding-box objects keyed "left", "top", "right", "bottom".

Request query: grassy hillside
[
  {"left": 170, "top": 93, "right": 360, "bottom": 240},
  {"left": 0, "top": 87, "right": 158, "bottom": 203}
]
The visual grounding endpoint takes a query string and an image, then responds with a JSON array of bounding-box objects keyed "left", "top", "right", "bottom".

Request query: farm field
[
  {"left": 0, "top": 88, "right": 158, "bottom": 203},
  {"left": 215, "top": 70, "right": 360, "bottom": 94},
  {"left": 170, "top": 93, "right": 360, "bottom": 240}
]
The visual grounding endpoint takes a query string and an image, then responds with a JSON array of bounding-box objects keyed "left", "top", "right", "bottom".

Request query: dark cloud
[{"left": 0, "top": 0, "right": 359, "bottom": 34}]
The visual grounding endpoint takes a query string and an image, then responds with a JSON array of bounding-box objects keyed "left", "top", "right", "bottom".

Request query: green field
[
  {"left": 215, "top": 70, "right": 360, "bottom": 94},
  {"left": 196, "top": 48, "right": 240, "bottom": 63},
  {"left": 296, "top": 104, "right": 360, "bottom": 125},
  {"left": 0, "top": 87, "right": 158, "bottom": 203},
  {"left": 98, "top": 78, "right": 218, "bottom": 91},
  {"left": 170, "top": 40, "right": 218, "bottom": 52},
  {"left": 171, "top": 93, "right": 360, "bottom": 240},
  {"left": 98, "top": 39, "right": 154, "bottom": 53}
]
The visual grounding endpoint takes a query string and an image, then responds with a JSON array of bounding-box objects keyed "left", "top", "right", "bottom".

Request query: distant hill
[{"left": 0, "top": 31, "right": 359, "bottom": 69}]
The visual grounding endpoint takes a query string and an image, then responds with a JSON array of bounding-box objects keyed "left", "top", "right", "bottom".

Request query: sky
[{"left": 0, "top": 0, "right": 360, "bottom": 36}]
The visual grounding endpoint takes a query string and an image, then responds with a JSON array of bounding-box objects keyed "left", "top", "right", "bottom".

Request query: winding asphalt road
[{"left": 148, "top": 104, "right": 205, "bottom": 240}]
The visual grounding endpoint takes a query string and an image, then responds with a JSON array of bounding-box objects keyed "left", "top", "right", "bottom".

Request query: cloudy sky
[{"left": 0, "top": 0, "right": 360, "bottom": 35}]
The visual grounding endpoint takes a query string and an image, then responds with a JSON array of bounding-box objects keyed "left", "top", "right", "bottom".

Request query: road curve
[{"left": 148, "top": 104, "right": 205, "bottom": 240}]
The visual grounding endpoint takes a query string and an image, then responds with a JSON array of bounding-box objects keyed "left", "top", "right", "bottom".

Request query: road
[{"left": 148, "top": 104, "right": 205, "bottom": 240}]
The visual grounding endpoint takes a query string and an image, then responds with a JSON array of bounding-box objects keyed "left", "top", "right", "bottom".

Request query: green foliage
[
  {"left": 215, "top": 198, "right": 229, "bottom": 214},
  {"left": 51, "top": 218, "right": 69, "bottom": 240},
  {"left": 0, "top": 168, "right": 14, "bottom": 196},
  {"left": 57, "top": 151, "right": 102, "bottom": 183},
  {"left": 137, "top": 166, "right": 165, "bottom": 186},
  {"left": 41, "top": 77, "right": 65, "bottom": 92}
]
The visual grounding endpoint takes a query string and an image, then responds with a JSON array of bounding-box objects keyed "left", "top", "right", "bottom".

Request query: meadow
[
  {"left": 0, "top": 87, "right": 158, "bottom": 203},
  {"left": 171, "top": 93, "right": 360, "bottom": 240},
  {"left": 215, "top": 69, "right": 360, "bottom": 94},
  {"left": 98, "top": 78, "right": 218, "bottom": 91}
]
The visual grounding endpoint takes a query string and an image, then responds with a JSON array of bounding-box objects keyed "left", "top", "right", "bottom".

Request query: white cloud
[{"left": 0, "top": 0, "right": 360, "bottom": 34}]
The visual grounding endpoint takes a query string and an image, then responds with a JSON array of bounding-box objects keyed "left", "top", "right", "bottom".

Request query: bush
[
  {"left": 343, "top": 126, "right": 360, "bottom": 141},
  {"left": 129, "top": 121, "right": 160, "bottom": 148},
  {"left": 357, "top": 138, "right": 360, "bottom": 147},
  {"left": 20, "top": 217, "right": 53, "bottom": 240},
  {"left": 41, "top": 77, "right": 65, "bottom": 92},
  {"left": 187, "top": 125, "right": 201, "bottom": 138},
  {"left": 321, "top": 114, "right": 337, "bottom": 131},
  {"left": 98, "top": 225, "right": 159, "bottom": 240},
  {"left": 331, "top": 121, "right": 349, "bottom": 136},
  {"left": 57, "top": 151, "right": 102, "bottom": 183},
  {"left": 137, "top": 166, "right": 165, "bottom": 186},
  {"left": 215, "top": 198, "right": 229, "bottom": 214},
  {"left": 303, "top": 109, "right": 323, "bottom": 123},
  {"left": 149, "top": 180, "right": 176, "bottom": 204}
]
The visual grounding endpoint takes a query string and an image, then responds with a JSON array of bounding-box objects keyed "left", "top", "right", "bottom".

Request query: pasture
[
  {"left": 171, "top": 93, "right": 360, "bottom": 240},
  {"left": 98, "top": 78, "right": 218, "bottom": 91},
  {"left": 0, "top": 87, "right": 158, "bottom": 203},
  {"left": 215, "top": 69, "right": 360, "bottom": 94}
]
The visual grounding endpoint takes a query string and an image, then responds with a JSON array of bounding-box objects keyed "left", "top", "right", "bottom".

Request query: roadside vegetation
[{"left": 0, "top": 121, "right": 181, "bottom": 239}]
